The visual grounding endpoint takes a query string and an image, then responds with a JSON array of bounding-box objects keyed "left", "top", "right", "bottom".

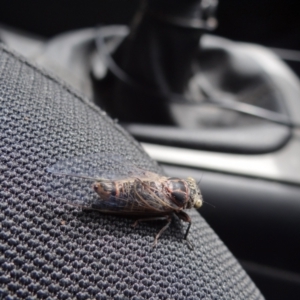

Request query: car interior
[{"left": 1, "top": 0, "right": 300, "bottom": 299}]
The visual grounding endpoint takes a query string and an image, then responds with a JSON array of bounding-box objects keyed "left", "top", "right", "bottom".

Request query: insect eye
[{"left": 171, "top": 191, "right": 186, "bottom": 206}]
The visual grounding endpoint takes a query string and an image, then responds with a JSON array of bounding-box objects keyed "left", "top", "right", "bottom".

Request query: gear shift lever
[{"left": 111, "top": 0, "right": 218, "bottom": 124}]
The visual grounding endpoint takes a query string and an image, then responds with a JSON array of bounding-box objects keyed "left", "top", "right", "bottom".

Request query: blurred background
[
  {"left": 1, "top": 0, "right": 300, "bottom": 78},
  {"left": 0, "top": 0, "right": 299, "bottom": 49},
  {"left": 1, "top": 1, "right": 300, "bottom": 299}
]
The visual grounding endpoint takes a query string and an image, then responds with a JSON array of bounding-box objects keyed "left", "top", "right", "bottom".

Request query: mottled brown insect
[{"left": 47, "top": 153, "right": 203, "bottom": 248}]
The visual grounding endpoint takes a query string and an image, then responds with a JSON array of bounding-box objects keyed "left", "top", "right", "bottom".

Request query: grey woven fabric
[{"left": 0, "top": 43, "right": 264, "bottom": 300}]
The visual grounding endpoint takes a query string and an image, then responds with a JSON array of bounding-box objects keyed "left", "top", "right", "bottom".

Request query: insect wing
[
  {"left": 46, "top": 152, "right": 161, "bottom": 208},
  {"left": 46, "top": 169, "right": 96, "bottom": 208},
  {"left": 47, "top": 152, "right": 153, "bottom": 180}
]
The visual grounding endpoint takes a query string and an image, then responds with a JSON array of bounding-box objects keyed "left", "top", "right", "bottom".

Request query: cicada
[{"left": 46, "top": 153, "right": 203, "bottom": 248}]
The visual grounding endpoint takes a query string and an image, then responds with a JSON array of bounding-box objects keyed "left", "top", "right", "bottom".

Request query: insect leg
[
  {"left": 153, "top": 215, "right": 172, "bottom": 248},
  {"left": 176, "top": 211, "right": 194, "bottom": 250},
  {"left": 82, "top": 207, "right": 93, "bottom": 212},
  {"left": 132, "top": 216, "right": 170, "bottom": 228},
  {"left": 132, "top": 215, "right": 172, "bottom": 247}
]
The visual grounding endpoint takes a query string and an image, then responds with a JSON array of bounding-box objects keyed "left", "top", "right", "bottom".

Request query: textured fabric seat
[{"left": 0, "top": 43, "right": 264, "bottom": 299}]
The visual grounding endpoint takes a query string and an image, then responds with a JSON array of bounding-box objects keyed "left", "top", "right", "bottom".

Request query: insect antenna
[
  {"left": 197, "top": 173, "right": 204, "bottom": 187},
  {"left": 202, "top": 200, "right": 216, "bottom": 209},
  {"left": 196, "top": 174, "right": 216, "bottom": 209}
]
